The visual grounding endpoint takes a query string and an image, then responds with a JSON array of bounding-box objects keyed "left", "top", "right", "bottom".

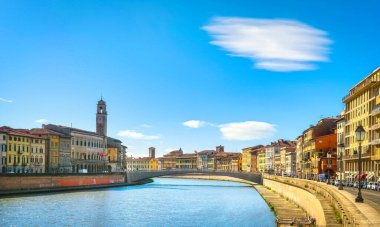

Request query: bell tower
[{"left": 96, "top": 97, "right": 107, "bottom": 136}]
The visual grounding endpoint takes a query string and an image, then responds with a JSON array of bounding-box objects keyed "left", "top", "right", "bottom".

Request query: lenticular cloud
[{"left": 203, "top": 17, "right": 332, "bottom": 72}]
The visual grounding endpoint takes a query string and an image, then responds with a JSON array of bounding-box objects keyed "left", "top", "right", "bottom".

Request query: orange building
[{"left": 314, "top": 131, "right": 337, "bottom": 180}]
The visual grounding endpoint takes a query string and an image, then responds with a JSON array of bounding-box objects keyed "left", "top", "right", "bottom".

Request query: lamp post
[
  {"left": 355, "top": 125, "right": 365, "bottom": 203},
  {"left": 338, "top": 144, "right": 344, "bottom": 190},
  {"left": 327, "top": 151, "right": 332, "bottom": 184}
]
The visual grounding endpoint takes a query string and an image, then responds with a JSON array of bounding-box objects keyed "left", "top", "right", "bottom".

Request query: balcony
[
  {"left": 370, "top": 123, "right": 380, "bottom": 130},
  {"left": 371, "top": 105, "right": 380, "bottom": 116},
  {"left": 343, "top": 152, "right": 371, "bottom": 160},
  {"left": 342, "top": 76, "right": 376, "bottom": 102},
  {"left": 371, "top": 138, "right": 380, "bottom": 145},
  {"left": 372, "top": 154, "right": 380, "bottom": 160}
]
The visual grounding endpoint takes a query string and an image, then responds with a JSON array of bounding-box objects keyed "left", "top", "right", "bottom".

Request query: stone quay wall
[
  {"left": 263, "top": 178, "right": 326, "bottom": 226},
  {"left": 0, "top": 173, "right": 125, "bottom": 193}
]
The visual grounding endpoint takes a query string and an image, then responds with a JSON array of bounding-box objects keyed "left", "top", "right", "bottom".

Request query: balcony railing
[
  {"left": 343, "top": 152, "right": 371, "bottom": 160},
  {"left": 371, "top": 123, "right": 380, "bottom": 130},
  {"left": 371, "top": 138, "right": 380, "bottom": 145},
  {"left": 371, "top": 105, "right": 380, "bottom": 116}
]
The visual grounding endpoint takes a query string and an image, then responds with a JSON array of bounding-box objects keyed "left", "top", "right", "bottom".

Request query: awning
[
  {"left": 356, "top": 173, "right": 366, "bottom": 179},
  {"left": 366, "top": 173, "right": 374, "bottom": 180}
]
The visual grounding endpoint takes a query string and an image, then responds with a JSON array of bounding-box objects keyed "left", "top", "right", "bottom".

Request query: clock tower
[{"left": 96, "top": 97, "right": 107, "bottom": 136}]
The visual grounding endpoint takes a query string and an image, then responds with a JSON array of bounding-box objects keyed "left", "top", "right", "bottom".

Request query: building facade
[
  {"left": 45, "top": 124, "right": 107, "bottom": 173},
  {"left": 0, "top": 130, "right": 7, "bottom": 173},
  {"left": 301, "top": 118, "right": 336, "bottom": 180},
  {"left": 342, "top": 67, "right": 380, "bottom": 182},
  {"left": 336, "top": 113, "right": 345, "bottom": 180},
  {"left": 257, "top": 147, "right": 266, "bottom": 173},
  {"left": 265, "top": 139, "right": 295, "bottom": 174}
]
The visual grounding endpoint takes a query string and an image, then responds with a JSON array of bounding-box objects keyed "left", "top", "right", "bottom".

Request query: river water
[{"left": 0, "top": 178, "right": 275, "bottom": 227}]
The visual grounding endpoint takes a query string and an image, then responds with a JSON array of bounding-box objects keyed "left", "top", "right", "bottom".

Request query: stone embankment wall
[
  {"left": 0, "top": 174, "right": 125, "bottom": 192},
  {"left": 268, "top": 176, "right": 372, "bottom": 226},
  {"left": 263, "top": 178, "right": 326, "bottom": 226}
]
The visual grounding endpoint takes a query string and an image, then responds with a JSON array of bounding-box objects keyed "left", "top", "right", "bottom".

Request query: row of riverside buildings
[
  {"left": 0, "top": 98, "right": 127, "bottom": 174},
  {"left": 126, "top": 145, "right": 243, "bottom": 172},
  {"left": 128, "top": 67, "right": 380, "bottom": 183}
]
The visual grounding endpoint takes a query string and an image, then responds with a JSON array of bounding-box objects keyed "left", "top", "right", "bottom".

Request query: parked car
[
  {"left": 370, "top": 182, "right": 377, "bottom": 190},
  {"left": 367, "top": 182, "right": 373, "bottom": 190},
  {"left": 334, "top": 180, "right": 340, "bottom": 186},
  {"left": 353, "top": 181, "right": 358, "bottom": 188},
  {"left": 375, "top": 182, "right": 380, "bottom": 191},
  {"left": 362, "top": 181, "right": 367, "bottom": 189}
]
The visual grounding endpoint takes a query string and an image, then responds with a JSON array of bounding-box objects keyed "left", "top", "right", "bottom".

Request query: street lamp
[
  {"left": 338, "top": 144, "right": 344, "bottom": 190},
  {"left": 327, "top": 151, "right": 332, "bottom": 184},
  {"left": 355, "top": 125, "right": 365, "bottom": 203}
]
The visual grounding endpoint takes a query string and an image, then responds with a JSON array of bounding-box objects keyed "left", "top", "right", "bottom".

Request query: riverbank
[
  {"left": 0, "top": 178, "right": 153, "bottom": 197},
  {"left": 0, "top": 173, "right": 155, "bottom": 197},
  {"left": 161, "top": 174, "right": 313, "bottom": 226}
]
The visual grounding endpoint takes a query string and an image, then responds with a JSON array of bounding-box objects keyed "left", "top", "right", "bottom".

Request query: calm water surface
[{"left": 0, "top": 178, "right": 275, "bottom": 227}]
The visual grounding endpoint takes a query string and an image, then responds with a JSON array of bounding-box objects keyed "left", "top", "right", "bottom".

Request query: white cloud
[
  {"left": 203, "top": 17, "right": 332, "bottom": 72},
  {"left": 0, "top": 97, "right": 13, "bottom": 103},
  {"left": 183, "top": 120, "right": 206, "bottom": 128},
  {"left": 35, "top": 119, "right": 47, "bottom": 124},
  {"left": 140, "top": 124, "right": 152, "bottom": 128},
  {"left": 219, "top": 121, "right": 276, "bottom": 141},
  {"left": 117, "top": 130, "right": 160, "bottom": 140}
]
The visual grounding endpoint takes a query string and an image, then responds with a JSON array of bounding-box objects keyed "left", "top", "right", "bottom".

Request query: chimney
[{"left": 216, "top": 145, "right": 224, "bottom": 153}]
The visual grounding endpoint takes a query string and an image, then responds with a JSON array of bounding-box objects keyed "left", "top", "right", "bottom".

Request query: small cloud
[
  {"left": 219, "top": 121, "right": 276, "bottom": 141},
  {"left": 35, "top": 119, "right": 48, "bottom": 124},
  {"left": 117, "top": 130, "right": 160, "bottom": 140},
  {"left": 140, "top": 124, "right": 152, "bottom": 128},
  {"left": 203, "top": 17, "right": 332, "bottom": 72},
  {"left": 183, "top": 120, "right": 206, "bottom": 128},
  {"left": 0, "top": 97, "right": 13, "bottom": 103}
]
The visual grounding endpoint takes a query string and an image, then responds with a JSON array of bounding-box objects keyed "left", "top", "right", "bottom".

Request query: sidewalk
[{"left": 324, "top": 184, "right": 380, "bottom": 226}]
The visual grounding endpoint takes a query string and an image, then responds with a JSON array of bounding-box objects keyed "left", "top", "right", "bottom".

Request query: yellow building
[
  {"left": 30, "top": 135, "right": 46, "bottom": 173},
  {"left": 176, "top": 154, "right": 197, "bottom": 169},
  {"left": 2, "top": 128, "right": 32, "bottom": 173},
  {"left": 302, "top": 127, "right": 315, "bottom": 179},
  {"left": 126, "top": 157, "right": 151, "bottom": 171},
  {"left": 149, "top": 159, "right": 158, "bottom": 171},
  {"left": 343, "top": 67, "right": 380, "bottom": 182},
  {"left": 47, "top": 134, "right": 60, "bottom": 173},
  {"left": 106, "top": 146, "right": 118, "bottom": 172},
  {"left": 241, "top": 147, "right": 251, "bottom": 172},
  {"left": 257, "top": 148, "right": 266, "bottom": 173}
]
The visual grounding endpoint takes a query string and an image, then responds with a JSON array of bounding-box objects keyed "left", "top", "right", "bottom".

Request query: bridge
[{"left": 125, "top": 170, "right": 263, "bottom": 184}]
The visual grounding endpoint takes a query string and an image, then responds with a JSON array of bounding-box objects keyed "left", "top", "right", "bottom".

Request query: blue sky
[{"left": 1, "top": 0, "right": 379, "bottom": 157}]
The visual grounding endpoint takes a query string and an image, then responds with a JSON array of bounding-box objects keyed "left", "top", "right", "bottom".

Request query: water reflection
[{"left": 0, "top": 178, "right": 275, "bottom": 227}]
